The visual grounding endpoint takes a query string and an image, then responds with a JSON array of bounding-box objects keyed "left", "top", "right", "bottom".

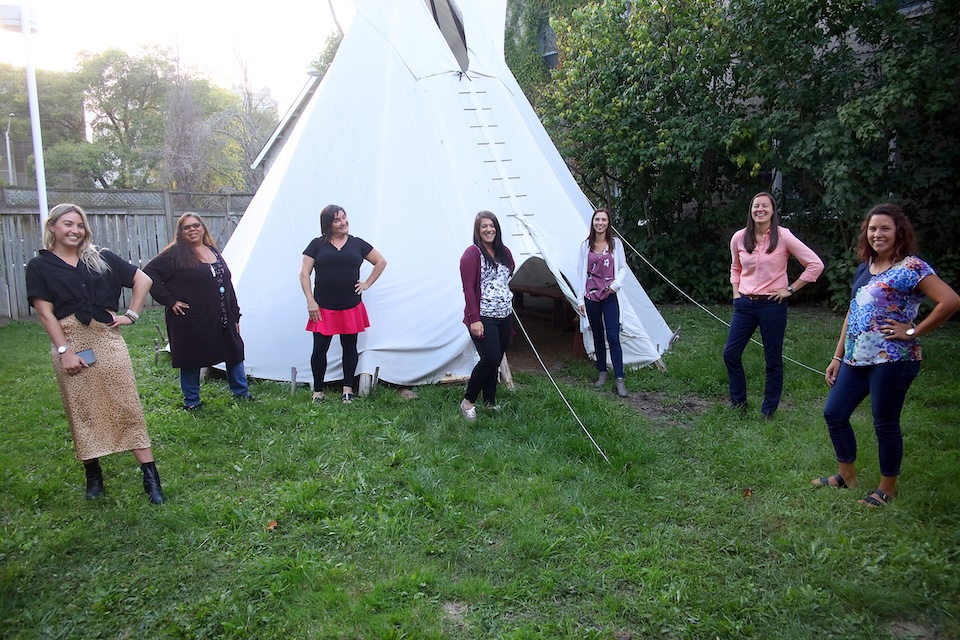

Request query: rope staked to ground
[
  {"left": 511, "top": 307, "right": 611, "bottom": 464},
  {"left": 613, "top": 229, "right": 827, "bottom": 377}
]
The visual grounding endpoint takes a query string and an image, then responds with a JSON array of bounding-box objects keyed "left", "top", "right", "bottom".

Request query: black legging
[
  {"left": 312, "top": 333, "right": 359, "bottom": 391},
  {"left": 464, "top": 315, "right": 512, "bottom": 406}
]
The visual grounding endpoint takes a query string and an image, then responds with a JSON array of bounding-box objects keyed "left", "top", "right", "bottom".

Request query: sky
[{"left": 0, "top": 0, "right": 352, "bottom": 115}]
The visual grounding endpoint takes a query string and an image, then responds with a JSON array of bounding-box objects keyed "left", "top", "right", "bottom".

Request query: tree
[
  {"left": 540, "top": 0, "right": 960, "bottom": 305},
  {"left": 1, "top": 64, "right": 85, "bottom": 185},
  {"left": 40, "top": 47, "right": 278, "bottom": 193},
  {"left": 163, "top": 77, "right": 214, "bottom": 193},
  {"left": 43, "top": 48, "right": 176, "bottom": 188},
  {"left": 214, "top": 60, "right": 278, "bottom": 192},
  {"left": 309, "top": 32, "right": 343, "bottom": 79},
  {"left": 542, "top": 0, "right": 740, "bottom": 302}
]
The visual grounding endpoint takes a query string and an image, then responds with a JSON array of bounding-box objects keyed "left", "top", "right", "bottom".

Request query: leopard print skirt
[{"left": 52, "top": 315, "right": 151, "bottom": 460}]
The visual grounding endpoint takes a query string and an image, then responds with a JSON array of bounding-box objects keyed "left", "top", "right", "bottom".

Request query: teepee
[{"left": 222, "top": 0, "right": 675, "bottom": 387}]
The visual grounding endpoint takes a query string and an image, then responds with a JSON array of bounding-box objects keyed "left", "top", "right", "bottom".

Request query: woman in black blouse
[
  {"left": 26, "top": 203, "right": 164, "bottom": 504},
  {"left": 145, "top": 213, "right": 252, "bottom": 410},
  {"left": 299, "top": 205, "right": 387, "bottom": 404}
]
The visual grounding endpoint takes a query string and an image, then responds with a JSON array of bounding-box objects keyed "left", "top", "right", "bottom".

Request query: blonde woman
[{"left": 26, "top": 204, "right": 164, "bottom": 504}]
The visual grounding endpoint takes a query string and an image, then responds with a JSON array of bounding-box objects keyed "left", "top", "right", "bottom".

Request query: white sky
[{"left": 0, "top": 0, "right": 351, "bottom": 115}]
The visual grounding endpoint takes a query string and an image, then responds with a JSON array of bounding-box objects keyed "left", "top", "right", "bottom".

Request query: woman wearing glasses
[{"left": 145, "top": 212, "right": 252, "bottom": 410}]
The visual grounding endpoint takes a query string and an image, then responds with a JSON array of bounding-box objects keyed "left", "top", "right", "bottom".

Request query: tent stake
[{"left": 499, "top": 354, "right": 514, "bottom": 390}]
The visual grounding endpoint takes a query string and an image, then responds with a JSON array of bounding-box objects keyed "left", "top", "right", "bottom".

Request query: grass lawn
[{"left": 1, "top": 304, "right": 958, "bottom": 639}]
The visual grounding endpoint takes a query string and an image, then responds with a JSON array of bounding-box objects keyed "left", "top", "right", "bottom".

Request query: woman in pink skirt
[{"left": 299, "top": 204, "right": 387, "bottom": 404}]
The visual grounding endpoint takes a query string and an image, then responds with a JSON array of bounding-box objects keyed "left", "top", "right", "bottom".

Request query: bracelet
[
  {"left": 831, "top": 356, "right": 842, "bottom": 362},
  {"left": 124, "top": 309, "right": 140, "bottom": 323}
]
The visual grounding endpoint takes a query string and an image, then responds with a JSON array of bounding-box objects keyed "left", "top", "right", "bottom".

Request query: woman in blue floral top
[{"left": 812, "top": 203, "right": 959, "bottom": 507}]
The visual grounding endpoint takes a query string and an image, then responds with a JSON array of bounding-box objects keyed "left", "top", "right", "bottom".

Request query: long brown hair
[
  {"left": 743, "top": 192, "right": 780, "bottom": 254},
  {"left": 472, "top": 211, "right": 511, "bottom": 269},
  {"left": 44, "top": 203, "right": 109, "bottom": 273},
  {"left": 857, "top": 203, "right": 916, "bottom": 264},
  {"left": 158, "top": 212, "right": 218, "bottom": 270},
  {"left": 587, "top": 208, "right": 616, "bottom": 252}
]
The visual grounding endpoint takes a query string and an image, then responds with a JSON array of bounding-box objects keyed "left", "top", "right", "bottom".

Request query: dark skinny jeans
[
  {"left": 823, "top": 360, "right": 921, "bottom": 477},
  {"left": 723, "top": 296, "right": 787, "bottom": 415},
  {"left": 464, "top": 315, "right": 512, "bottom": 406},
  {"left": 584, "top": 293, "right": 624, "bottom": 379}
]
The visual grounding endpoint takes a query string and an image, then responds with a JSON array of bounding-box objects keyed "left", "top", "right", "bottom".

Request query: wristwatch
[
  {"left": 56, "top": 345, "right": 69, "bottom": 355},
  {"left": 786, "top": 285, "right": 794, "bottom": 293},
  {"left": 905, "top": 325, "right": 916, "bottom": 337}
]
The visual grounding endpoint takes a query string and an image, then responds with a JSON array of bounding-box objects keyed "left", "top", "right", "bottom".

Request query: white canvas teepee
[{"left": 222, "top": 0, "right": 675, "bottom": 387}]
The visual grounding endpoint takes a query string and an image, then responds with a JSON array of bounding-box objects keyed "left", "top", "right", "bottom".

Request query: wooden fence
[{"left": 0, "top": 187, "right": 252, "bottom": 320}]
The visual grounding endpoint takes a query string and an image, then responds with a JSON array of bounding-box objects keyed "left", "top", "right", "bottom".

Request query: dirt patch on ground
[
  {"left": 442, "top": 601, "right": 470, "bottom": 633},
  {"left": 620, "top": 389, "right": 712, "bottom": 426},
  {"left": 890, "top": 621, "right": 941, "bottom": 639},
  {"left": 507, "top": 304, "right": 709, "bottom": 427}
]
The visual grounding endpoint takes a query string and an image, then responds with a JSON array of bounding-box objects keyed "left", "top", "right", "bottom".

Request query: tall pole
[
  {"left": 4, "top": 113, "right": 14, "bottom": 185},
  {"left": 1, "top": 3, "right": 46, "bottom": 225},
  {"left": 327, "top": 0, "right": 343, "bottom": 36},
  {"left": 20, "top": 4, "right": 46, "bottom": 225}
]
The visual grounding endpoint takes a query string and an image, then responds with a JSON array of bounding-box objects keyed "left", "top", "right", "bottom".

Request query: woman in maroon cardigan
[
  {"left": 145, "top": 213, "right": 252, "bottom": 410},
  {"left": 459, "top": 211, "right": 515, "bottom": 420}
]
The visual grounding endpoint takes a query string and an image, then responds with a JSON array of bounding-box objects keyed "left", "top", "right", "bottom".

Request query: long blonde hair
[{"left": 44, "top": 203, "right": 109, "bottom": 273}]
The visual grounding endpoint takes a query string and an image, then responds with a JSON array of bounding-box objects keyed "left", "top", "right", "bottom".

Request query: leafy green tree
[
  {"left": 541, "top": 0, "right": 960, "bottom": 305},
  {"left": 43, "top": 48, "right": 176, "bottom": 188},
  {"left": 543, "top": 0, "right": 740, "bottom": 303},
  {"left": 40, "top": 47, "right": 277, "bottom": 193},
  {"left": 309, "top": 32, "right": 343, "bottom": 79},
  {"left": 730, "top": 0, "right": 960, "bottom": 305},
  {"left": 1, "top": 65, "right": 84, "bottom": 185}
]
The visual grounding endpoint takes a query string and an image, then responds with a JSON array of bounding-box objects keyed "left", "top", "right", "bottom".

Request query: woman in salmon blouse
[{"left": 723, "top": 192, "right": 824, "bottom": 419}]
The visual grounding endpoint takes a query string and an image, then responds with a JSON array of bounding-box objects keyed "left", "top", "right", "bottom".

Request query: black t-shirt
[
  {"left": 26, "top": 249, "right": 137, "bottom": 325},
  {"left": 302, "top": 236, "right": 374, "bottom": 310}
]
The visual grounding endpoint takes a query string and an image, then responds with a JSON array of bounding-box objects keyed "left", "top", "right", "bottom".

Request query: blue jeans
[
  {"left": 180, "top": 362, "right": 249, "bottom": 406},
  {"left": 584, "top": 294, "right": 624, "bottom": 378},
  {"left": 465, "top": 315, "right": 512, "bottom": 406},
  {"left": 823, "top": 360, "right": 921, "bottom": 477},
  {"left": 723, "top": 297, "right": 787, "bottom": 415}
]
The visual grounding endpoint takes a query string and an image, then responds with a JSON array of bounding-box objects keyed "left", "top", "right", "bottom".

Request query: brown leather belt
[{"left": 741, "top": 294, "right": 770, "bottom": 300}]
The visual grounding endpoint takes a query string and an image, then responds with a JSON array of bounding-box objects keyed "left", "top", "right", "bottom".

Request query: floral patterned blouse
[
  {"left": 843, "top": 255, "right": 934, "bottom": 366},
  {"left": 479, "top": 258, "right": 513, "bottom": 319}
]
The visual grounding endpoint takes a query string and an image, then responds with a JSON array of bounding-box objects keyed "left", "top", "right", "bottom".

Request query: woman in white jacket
[{"left": 577, "top": 208, "right": 629, "bottom": 397}]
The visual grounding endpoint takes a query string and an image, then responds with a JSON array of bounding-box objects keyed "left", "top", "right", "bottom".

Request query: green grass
[{"left": 1, "top": 305, "right": 958, "bottom": 639}]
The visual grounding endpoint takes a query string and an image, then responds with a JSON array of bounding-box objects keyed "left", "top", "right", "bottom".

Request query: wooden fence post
[{"left": 163, "top": 189, "right": 174, "bottom": 236}]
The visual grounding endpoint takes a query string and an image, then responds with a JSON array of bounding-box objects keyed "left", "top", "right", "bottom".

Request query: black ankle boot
[
  {"left": 84, "top": 459, "right": 104, "bottom": 499},
  {"left": 140, "top": 461, "right": 164, "bottom": 505}
]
